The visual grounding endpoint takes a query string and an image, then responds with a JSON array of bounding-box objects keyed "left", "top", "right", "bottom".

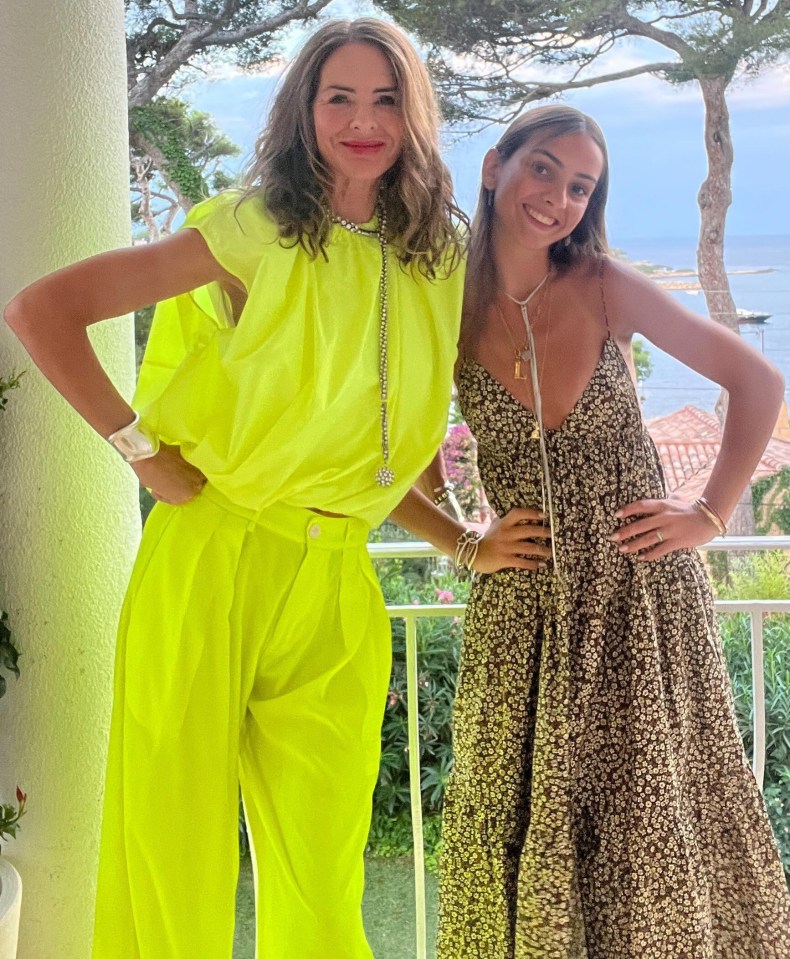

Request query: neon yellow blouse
[{"left": 133, "top": 191, "right": 465, "bottom": 527}]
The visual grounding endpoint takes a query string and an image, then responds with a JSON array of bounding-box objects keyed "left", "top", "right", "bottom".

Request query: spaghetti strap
[{"left": 599, "top": 256, "right": 611, "bottom": 339}]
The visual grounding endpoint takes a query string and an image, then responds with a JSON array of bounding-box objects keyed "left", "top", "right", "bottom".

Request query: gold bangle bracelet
[
  {"left": 697, "top": 496, "right": 727, "bottom": 533},
  {"left": 694, "top": 498, "right": 726, "bottom": 536}
]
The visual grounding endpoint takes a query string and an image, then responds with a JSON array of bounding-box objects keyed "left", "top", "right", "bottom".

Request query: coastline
[{"left": 630, "top": 261, "right": 776, "bottom": 292}]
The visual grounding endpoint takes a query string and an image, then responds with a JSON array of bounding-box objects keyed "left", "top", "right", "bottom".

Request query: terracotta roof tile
[{"left": 647, "top": 406, "right": 790, "bottom": 497}]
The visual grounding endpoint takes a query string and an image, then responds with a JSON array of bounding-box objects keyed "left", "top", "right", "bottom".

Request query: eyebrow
[
  {"left": 534, "top": 148, "right": 599, "bottom": 184},
  {"left": 322, "top": 84, "right": 398, "bottom": 93}
]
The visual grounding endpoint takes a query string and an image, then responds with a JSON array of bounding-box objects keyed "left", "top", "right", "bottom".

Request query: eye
[
  {"left": 531, "top": 161, "right": 550, "bottom": 176},
  {"left": 571, "top": 183, "right": 590, "bottom": 198},
  {"left": 377, "top": 93, "right": 399, "bottom": 107},
  {"left": 327, "top": 93, "right": 349, "bottom": 104}
]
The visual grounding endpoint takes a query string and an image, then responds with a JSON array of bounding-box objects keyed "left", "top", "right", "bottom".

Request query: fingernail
[
  {"left": 615, "top": 510, "right": 623, "bottom": 519},
  {"left": 608, "top": 534, "right": 618, "bottom": 542}
]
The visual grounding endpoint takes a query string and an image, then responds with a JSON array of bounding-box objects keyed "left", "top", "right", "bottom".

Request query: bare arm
[
  {"left": 389, "top": 486, "right": 551, "bottom": 574},
  {"left": 4, "top": 229, "right": 239, "bottom": 503},
  {"left": 604, "top": 258, "right": 784, "bottom": 556}
]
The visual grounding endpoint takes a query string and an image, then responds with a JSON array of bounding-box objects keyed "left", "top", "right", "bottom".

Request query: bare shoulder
[{"left": 598, "top": 254, "right": 673, "bottom": 339}]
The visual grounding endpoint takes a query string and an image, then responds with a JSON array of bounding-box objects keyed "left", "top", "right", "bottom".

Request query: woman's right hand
[
  {"left": 131, "top": 443, "right": 207, "bottom": 505},
  {"left": 474, "top": 508, "right": 552, "bottom": 574}
]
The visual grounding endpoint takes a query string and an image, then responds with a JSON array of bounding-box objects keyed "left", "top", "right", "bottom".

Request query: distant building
[{"left": 647, "top": 404, "right": 790, "bottom": 503}]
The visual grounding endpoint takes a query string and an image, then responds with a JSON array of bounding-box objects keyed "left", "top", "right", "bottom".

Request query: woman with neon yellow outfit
[{"left": 5, "top": 19, "right": 467, "bottom": 958}]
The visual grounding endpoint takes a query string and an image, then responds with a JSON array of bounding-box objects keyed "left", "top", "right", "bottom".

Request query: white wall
[{"left": 0, "top": 1, "right": 140, "bottom": 955}]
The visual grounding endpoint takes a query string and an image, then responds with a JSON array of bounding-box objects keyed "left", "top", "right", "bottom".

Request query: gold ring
[{"left": 656, "top": 530, "right": 664, "bottom": 544}]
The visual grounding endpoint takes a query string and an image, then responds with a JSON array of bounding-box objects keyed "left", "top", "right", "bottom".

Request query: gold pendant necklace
[{"left": 499, "top": 271, "right": 552, "bottom": 439}]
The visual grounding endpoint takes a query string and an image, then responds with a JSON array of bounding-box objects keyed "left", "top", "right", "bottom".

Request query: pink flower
[
  {"left": 411, "top": 598, "right": 420, "bottom": 606},
  {"left": 435, "top": 588, "right": 455, "bottom": 604}
]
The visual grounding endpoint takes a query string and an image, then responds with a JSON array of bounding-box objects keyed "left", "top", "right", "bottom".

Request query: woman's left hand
[{"left": 609, "top": 495, "right": 721, "bottom": 561}]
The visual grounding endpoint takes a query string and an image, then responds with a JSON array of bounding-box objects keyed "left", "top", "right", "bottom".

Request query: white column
[{"left": 0, "top": 2, "right": 140, "bottom": 956}]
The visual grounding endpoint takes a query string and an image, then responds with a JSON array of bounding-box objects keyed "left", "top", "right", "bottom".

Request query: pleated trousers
[{"left": 92, "top": 486, "right": 391, "bottom": 958}]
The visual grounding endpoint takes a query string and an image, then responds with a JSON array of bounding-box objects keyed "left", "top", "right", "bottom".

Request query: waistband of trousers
[{"left": 200, "top": 484, "right": 371, "bottom": 549}]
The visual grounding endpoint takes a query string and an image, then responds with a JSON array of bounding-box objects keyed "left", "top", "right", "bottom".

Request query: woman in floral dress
[{"left": 394, "top": 104, "right": 790, "bottom": 958}]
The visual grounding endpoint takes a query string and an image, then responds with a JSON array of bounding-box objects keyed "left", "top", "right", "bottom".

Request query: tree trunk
[{"left": 696, "top": 74, "right": 755, "bottom": 534}]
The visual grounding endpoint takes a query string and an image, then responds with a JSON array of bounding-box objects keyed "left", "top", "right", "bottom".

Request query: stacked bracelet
[
  {"left": 432, "top": 482, "right": 454, "bottom": 507},
  {"left": 694, "top": 496, "right": 727, "bottom": 536},
  {"left": 455, "top": 529, "right": 483, "bottom": 572}
]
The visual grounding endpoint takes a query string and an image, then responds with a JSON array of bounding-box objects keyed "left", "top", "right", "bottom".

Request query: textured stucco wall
[{"left": 0, "top": 1, "right": 141, "bottom": 956}]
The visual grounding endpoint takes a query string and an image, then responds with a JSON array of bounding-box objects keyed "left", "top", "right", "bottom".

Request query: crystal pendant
[{"left": 376, "top": 466, "right": 395, "bottom": 487}]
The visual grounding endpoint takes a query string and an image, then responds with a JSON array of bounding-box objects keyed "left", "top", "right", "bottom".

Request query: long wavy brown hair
[
  {"left": 241, "top": 18, "right": 466, "bottom": 278},
  {"left": 462, "top": 105, "right": 609, "bottom": 344}
]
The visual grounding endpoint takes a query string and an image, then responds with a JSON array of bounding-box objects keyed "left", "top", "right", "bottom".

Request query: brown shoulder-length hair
[
  {"left": 463, "top": 104, "right": 609, "bottom": 343},
  {"left": 241, "top": 18, "right": 466, "bottom": 278}
]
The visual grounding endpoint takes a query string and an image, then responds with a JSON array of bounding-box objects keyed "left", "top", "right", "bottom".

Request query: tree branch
[
  {"left": 127, "top": 0, "right": 335, "bottom": 107},
  {"left": 208, "top": 0, "right": 334, "bottom": 48},
  {"left": 442, "top": 60, "right": 681, "bottom": 109},
  {"left": 613, "top": 10, "right": 698, "bottom": 60}
]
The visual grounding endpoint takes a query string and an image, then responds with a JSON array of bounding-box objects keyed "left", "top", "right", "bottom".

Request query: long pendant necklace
[
  {"left": 503, "top": 271, "right": 563, "bottom": 582},
  {"left": 331, "top": 206, "right": 394, "bottom": 487}
]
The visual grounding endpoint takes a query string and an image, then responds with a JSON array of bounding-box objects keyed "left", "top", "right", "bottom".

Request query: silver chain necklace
[{"left": 331, "top": 205, "right": 394, "bottom": 487}]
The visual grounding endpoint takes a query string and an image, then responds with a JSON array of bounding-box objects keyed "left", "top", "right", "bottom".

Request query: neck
[
  {"left": 330, "top": 178, "right": 380, "bottom": 223},
  {"left": 491, "top": 224, "right": 551, "bottom": 300}
]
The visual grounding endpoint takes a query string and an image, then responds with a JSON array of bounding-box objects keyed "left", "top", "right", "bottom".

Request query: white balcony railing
[{"left": 373, "top": 536, "right": 790, "bottom": 959}]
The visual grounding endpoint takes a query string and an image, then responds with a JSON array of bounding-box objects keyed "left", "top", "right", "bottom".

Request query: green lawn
[{"left": 232, "top": 855, "right": 438, "bottom": 958}]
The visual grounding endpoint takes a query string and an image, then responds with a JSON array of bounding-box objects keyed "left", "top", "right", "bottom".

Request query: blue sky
[{"left": 183, "top": 13, "right": 790, "bottom": 243}]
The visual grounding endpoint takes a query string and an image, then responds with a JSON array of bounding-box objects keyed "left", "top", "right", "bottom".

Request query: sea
[{"left": 615, "top": 235, "right": 790, "bottom": 419}]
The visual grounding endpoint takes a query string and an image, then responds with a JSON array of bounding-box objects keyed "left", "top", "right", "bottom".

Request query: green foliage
[
  {"left": 135, "top": 305, "right": 154, "bottom": 370},
  {"left": 719, "top": 611, "right": 790, "bottom": 875},
  {"left": 632, "top": 337, "right": 652, "bottom": 386},
  {"left": 130, "top": 98, "right": 240, "bottom": 207},
  {"left": 714, "top": 552, "right": 790, "bottom": 875},
  {"left": 0, "top": 611, "right": 20, "bottom": 701},
  {"left": 716, "top": 551, "right": 790, "bottom": 603},
  {"left": 0, "top": 371, "right": 23, "bottom": 412},
  {"left": 125, "top": 0, "right": 289, "bottom": 92},
  {"left": 367, "top": 812, "right": 443, "bottom": 872},
  {"left": 752, "top": 467, "right": 790, "bottom": 535},
  {"left": 0, "top": 788, "right": 26, "bottom": 854},
  {"left": 374, "top": 558, "right": 469, "bottom": 834},
  {"left": 380, "top": 1, "right": 790, "bottom": 122}
]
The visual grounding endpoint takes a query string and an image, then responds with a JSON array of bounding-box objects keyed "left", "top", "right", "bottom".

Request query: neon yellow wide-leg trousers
[{"left": 92, "top": 486, "right": 391, "bottom": 959}]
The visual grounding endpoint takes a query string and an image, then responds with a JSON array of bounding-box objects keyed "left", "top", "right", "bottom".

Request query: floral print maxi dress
[{"left": 437, "top": 338, "right": 790, "bottom": 959}]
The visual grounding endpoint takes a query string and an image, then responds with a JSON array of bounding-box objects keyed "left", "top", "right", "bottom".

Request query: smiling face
[
  {"left": 483, "top": 131, "right": 605, "bottom": 253},
  {"left": 312, "top": 41, "right": 405, "bottom": 206}
]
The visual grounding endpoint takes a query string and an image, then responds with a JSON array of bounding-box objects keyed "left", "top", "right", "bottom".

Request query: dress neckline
[{"left": 462, "top": 338, "right": 622, "bottom": 434}]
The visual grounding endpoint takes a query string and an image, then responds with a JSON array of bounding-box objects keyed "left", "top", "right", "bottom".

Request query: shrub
[
  {"left": 715, "top": 552, "right": 790, "bottom": 876},
  {"left": 370, "top": 557, "right": 469, "bottom": 861}
]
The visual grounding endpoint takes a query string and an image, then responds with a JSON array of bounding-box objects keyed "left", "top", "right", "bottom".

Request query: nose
[
  {"left": 545, "top": 184, "right": 568, "bottom": 210},
  {"left": 350, "top": 105, "right": 378, "bottom": 132}
]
